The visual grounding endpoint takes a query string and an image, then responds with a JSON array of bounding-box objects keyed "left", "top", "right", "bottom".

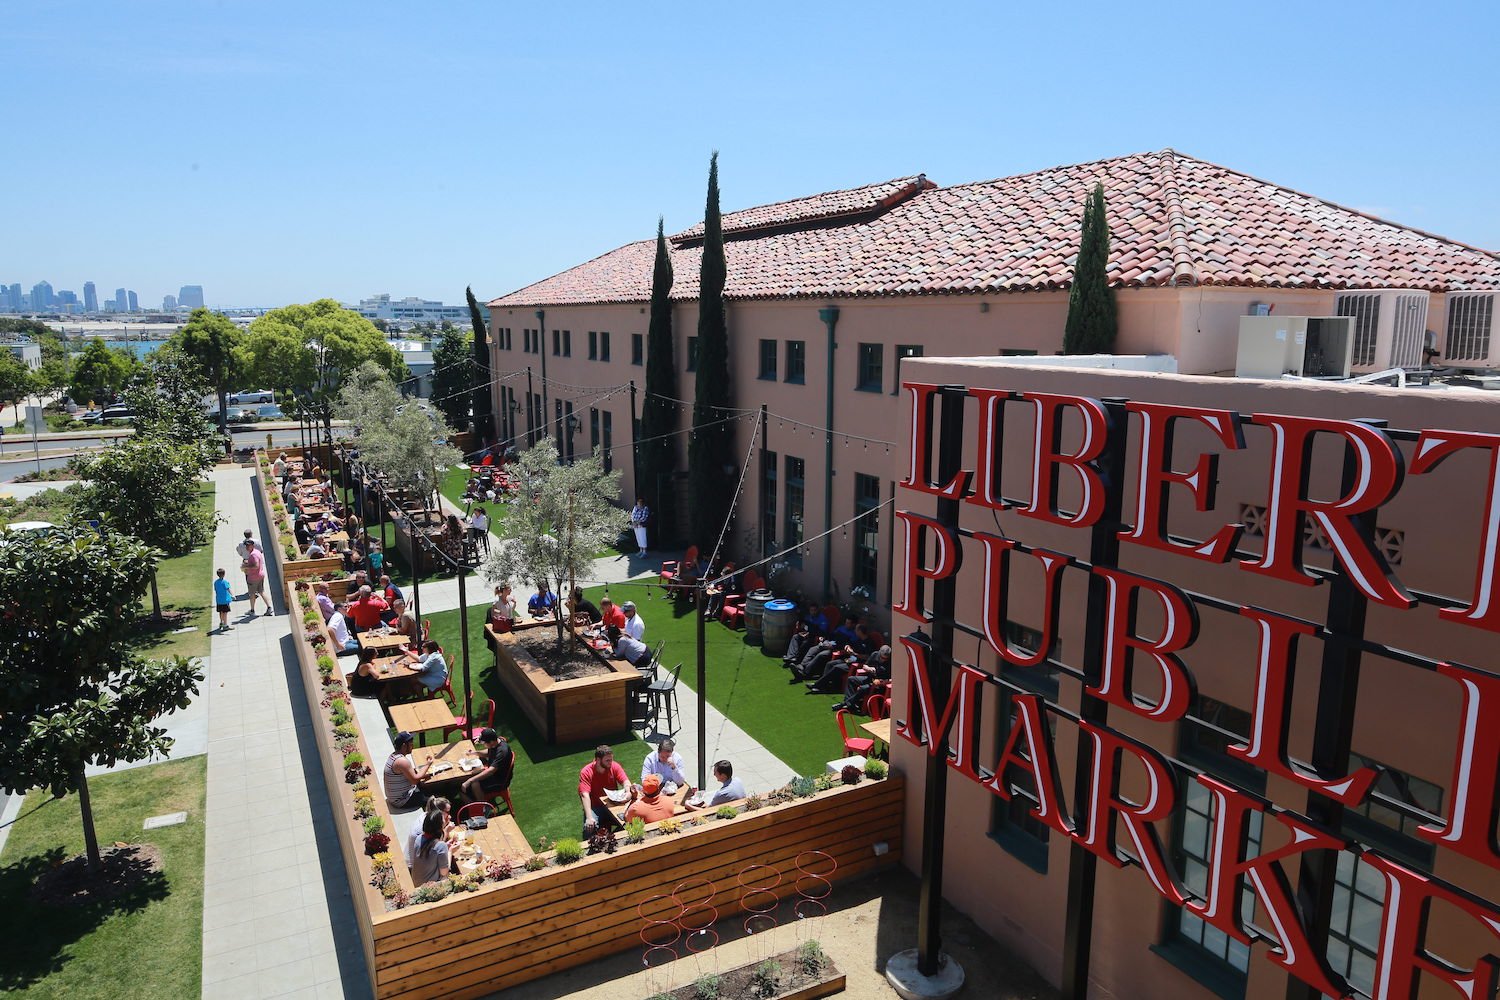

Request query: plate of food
[
  {"left": 663, "top": 781, "right": 678, "bottom": 796},
  {"left": 429, "top": 762, "right": 453, "bottom": 775},
  {"left": 460, "top": 758, "right": 482, "bottom": 772},
  {"left": 603, "top": 786, "right": 631, "bottom": 804},
  {"left": 685, "top": 792, "right": 707, "bottom": 808}
]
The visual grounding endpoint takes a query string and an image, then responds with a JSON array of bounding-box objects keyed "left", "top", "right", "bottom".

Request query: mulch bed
[
  {"left": 647, "top": 948, "right": 840, "bottom": 999},
  {"left": 513, "top": 630, "right": 614, "bottom": 681},
  {"left": 29, "top": 844, "right": 163, "bottom": 907}
]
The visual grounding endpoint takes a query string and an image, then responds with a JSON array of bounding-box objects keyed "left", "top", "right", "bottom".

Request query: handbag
[{"left": 465, "top": 816, "right": 489, "bottom": 830}]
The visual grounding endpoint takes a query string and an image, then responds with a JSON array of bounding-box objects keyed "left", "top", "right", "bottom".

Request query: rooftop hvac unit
[
  {"left": 1334, "top": 290, "right": 1430, "bottom": 371},
  {"left": 1235, "top": 316, "right": 1353, "bottom": 379},
  {"left": 1442, "top": 291, "right": 1498, "bottom": 367}
]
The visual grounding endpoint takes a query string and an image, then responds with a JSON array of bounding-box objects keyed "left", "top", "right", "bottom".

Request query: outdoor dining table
[
  {"left": 415, "top": 738, "right": 481, "bottom": 787},
  {"left": 359, "top": 630, "right": 411, "bottom": 654},
  {"left": 388, "top": 699, "right": 458, "bottom": 746},
  {"left": 324, "top": 530, "right": 350, "bottom": 550},
  {"left": 859, "top": 717, "right": 892, "bottom": 757}
]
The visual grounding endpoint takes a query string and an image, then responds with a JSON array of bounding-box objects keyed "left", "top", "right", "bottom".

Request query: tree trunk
[
  {"left": 217, "top": 383, "right": 228, "bottom": 437},
  {"left": 150, "top": 570, "right": 163, "bottom": 620},
  {"left": 76, "top": 765, "right": 103, "bottom": 875}
]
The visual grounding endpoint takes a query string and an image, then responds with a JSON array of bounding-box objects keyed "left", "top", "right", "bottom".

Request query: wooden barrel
[
  {"left": 761, "top": 599, "right": 799, "bottom": 657},
  {"left": 743, "top": 590, "right": 774, "bottom": 646}
]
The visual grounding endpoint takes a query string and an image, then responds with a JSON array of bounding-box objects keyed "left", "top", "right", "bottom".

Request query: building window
[
  {"left": 857, "top": 343, "right": 883, "bottom": 392},
  {"left": 687, "top": 337, "right": 699, "bottom": 372},
  {"left": 555, "top": 399, "right": 565, "bottom": 454},
  {"left": 785, "top": 456, "right": 805, "bottom": 568},
  {"left": 785, "top": 340, "right": 806, "bottom": 383},
  {"left": 762, "top": 449, "right": 777, "bottom": 559},
  {"left": 588, "top": 331, "right": 598, "bottom": 360},
  {"left": 893, "top": 344, "right": 923, "bottom": 393},
  {"left": 523, "top": 328, "right": 532, "bottom": 353},
  {"left": 563, "top": 330, "right": 572, "bottom": 357},
  {"left": 600, "top": 331, "right": 610, "bottom": 362},
  {"left": 759, "top": 339, "right": 778, "bottom": 380},
  {"left": 1158, "top": 699, "right": 1263, "bottom": 996},
  {"left": 632, "top": 333, "right": 644, "bottom": 366},
  {"left": 601, "top": 410, "right": 613, "bottom": 472},
  {"left": 853, "top": 473, "right": 880, "bottom": 593},
  {"left": 988, "top": 696, "right": 1055, "bottom": 873}
]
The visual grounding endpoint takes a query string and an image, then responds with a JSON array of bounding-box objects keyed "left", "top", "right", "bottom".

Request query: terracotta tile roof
[
  {"left": 669, "top": 175, "right": 933, "bottom": 242},
  {"left": 489, "top": 151, "right": 1500, "bottom": 308}
]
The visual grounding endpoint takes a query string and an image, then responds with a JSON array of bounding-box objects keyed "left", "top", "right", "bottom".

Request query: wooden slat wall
[{"left": 368, "top": 777, "right": 905, "bottom": 1000}]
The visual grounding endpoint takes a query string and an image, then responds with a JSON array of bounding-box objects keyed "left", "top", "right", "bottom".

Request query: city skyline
[
  {"left": 2, "top": 2, "right": 1497, "bottom": 307},
  {"left": 1, "top": 278, "right": 208, "bottom": 313}
]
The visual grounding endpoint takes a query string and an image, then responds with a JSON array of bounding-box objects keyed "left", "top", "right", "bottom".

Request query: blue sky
[{"left": 3, "top": 0, "right": 1497, "bottom": 308}]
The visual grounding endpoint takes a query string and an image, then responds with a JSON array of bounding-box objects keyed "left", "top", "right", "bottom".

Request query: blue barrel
[
  {"left": 761, "top": 599, "right": 799, "bottom": 657},
  {"left": 744, "top": 590, "right": 774, "bottom": 646}
]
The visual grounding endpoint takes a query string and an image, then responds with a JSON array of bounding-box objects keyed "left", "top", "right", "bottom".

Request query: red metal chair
[
  {"left": 455, "top": 801, "right": 495, "bottom": 823},
  {"left": 437, "top": 677, "right": 457, "bottom": 709},
  {"left": 868, "top": 630, "right": 887, "bottom": 649},
  {"left": 444, "top": 698, "right": 496, "bottom": 742},
  {"left": 720, "top": 592, "right": 746, "bottom": 629},
  {"left": 823, "top": 604, "right": 843, "bottom": 634},
  {"left": 836, "top": 710, "right": 876, "bottom": 757},
  {"left": 659, "top": 545, "right": 699, "bottom": 592},
  {"left": 742, "top": 569, "right": 764, "bottom": 592},
  {"left": 472, "top": 754, "right": 516, "bottom": 818},
  {"left": 866, "top": 694, "right": 890, "bottom": 720}
]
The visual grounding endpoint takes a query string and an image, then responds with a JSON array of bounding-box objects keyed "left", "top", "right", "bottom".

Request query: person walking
[
  {"left": 629, "top": 499, "right": 650, "bottom": 556},
  {"left": 241, "top": 538, "right": 269, "bottom": 616}
]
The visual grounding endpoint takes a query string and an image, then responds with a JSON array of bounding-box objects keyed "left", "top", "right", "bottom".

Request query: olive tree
[
  {"left": 482, "top": 439, "right": 622, "bottom": 649},
  {"left": 0, "top": 524, "right": 202, "bottom": 874}
]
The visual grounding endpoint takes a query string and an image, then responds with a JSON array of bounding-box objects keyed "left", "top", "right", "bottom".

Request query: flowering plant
[{"left": 363, "top": 831, "right": 390, "bottom": 855}]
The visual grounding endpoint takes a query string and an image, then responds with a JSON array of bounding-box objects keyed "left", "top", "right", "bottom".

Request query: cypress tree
[
  {"left": 466, "top": 285, "right": 495, "bottom": 444},
  {"left": 1062, "top": 183, "right": 1118, "bottom": 355},
  {"left": 639, "top": 218, "right": 677, "bottom": 543},
  {"left": 688, "top": 151, "right": 736, "bottom": 546}
]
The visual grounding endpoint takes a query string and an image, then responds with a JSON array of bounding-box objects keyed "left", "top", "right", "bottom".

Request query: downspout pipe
[
  {"left": 819, "top": 304, "right": 839, "bottom": 598},
  {"left": 536, "top": 309, "right": 548, "bottom": 449}
]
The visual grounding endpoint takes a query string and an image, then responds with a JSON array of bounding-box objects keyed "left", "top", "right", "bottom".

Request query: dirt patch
[
  {"left": 650, "top": 947, "right": 838, "bottom": 999},
  {"left": 513, "top": 629, "right": 613, "bottom": 681},
  {"left": 29, "top": 844, "right": 163, "bottom": 907}
]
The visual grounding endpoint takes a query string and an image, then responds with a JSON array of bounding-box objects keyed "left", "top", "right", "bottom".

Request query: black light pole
[
  {"left": 629, "top": 379, "right": 640, "bottom": 500},
  {"left": 526, "top": 367, "right": 535, "bottom": 447},
  {"left": 536, "top": 310, "right": 548, "bottom": 447},
  {"left": 456, "top": 546, "right": 473, "bottom": 732}
]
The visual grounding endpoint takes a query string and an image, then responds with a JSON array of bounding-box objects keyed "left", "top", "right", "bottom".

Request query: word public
[{"left": 892, "top": 382, "right": 1500, "bottom": 999}]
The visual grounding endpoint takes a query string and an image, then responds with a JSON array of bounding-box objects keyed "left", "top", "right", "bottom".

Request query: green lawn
[
  {"left": 0, "top": 755, "right": 207, "bottom": 999},
  {"left": 427, "top": 580, "right": 846, "bottom": 810},
  {"left": 423, "top": 607, "right": 646, "bottom": 849},
  {"left": 125, "top": 482, "right": 216, "bottom": 661}
]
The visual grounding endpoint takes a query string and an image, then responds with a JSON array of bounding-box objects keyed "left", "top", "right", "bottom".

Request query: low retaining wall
[{"left": 369, "top": 774, "right": 905, "bottom": 1000}]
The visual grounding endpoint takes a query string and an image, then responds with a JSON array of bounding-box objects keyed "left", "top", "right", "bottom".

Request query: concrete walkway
[{"left": 199, "top": 466, "right": 370, "bottom": 999}]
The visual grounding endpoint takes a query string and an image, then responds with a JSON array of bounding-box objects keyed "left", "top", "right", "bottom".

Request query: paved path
[{"left": 199, "top": 466, "right": 370, "bottom": 999}]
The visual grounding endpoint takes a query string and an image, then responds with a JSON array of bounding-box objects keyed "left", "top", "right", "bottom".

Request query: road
[{"left": 0, "top": 428, "right": 336, "bottom": 482}]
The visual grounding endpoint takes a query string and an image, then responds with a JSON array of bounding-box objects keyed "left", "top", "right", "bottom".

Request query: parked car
[
  {"left": 226, "top": 407, "right": 255, "bottom": 424},
  {"left": 256, "top": 404, "right": 285, "bottom": 420},
  {"left": 99, "top": 405, "right": 135, "bottom": 424},
  {"left": 229, "top": 389, "right": 275, "bottom": 405},
  {"left": 80, "top": 409, "right": 103, "bottom": 424}
]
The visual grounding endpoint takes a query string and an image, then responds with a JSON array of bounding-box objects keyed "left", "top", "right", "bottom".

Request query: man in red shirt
[
  {"left": 578, "top": 744, "right": 629, "bottom": 837},
  {"left": 598, "top": 597, "right": 626, "bottom": 632},
  {"left": 347, "top": 585, "right": 389, "bottom": 634}
]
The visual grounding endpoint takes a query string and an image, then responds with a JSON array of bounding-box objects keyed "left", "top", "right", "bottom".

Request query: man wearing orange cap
[{"left": 623, "top": 774, "right": 678, "bottom": 824}]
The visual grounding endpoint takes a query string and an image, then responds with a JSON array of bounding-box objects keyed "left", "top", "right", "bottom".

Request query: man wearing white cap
[{"left": 622, "top": 600, "right": 645, "bottom": 641}]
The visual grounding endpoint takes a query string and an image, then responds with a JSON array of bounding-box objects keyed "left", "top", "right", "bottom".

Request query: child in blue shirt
[{"left": 213, "top": 568, "right": 234, "bottom": 633}]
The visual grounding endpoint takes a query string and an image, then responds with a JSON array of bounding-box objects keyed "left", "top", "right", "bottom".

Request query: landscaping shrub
[
  {"left": 552, "top": 837, "right": 583, "bottom": 864},
  {"left": 864, "top": 758, "right": 888, "bottom": 780}
]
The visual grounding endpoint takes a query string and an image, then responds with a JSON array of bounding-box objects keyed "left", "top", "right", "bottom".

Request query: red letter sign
[
  {"left": 975, "top": 533, "right": 1071, "bottom": 670},
  {"left": 1410, "top": 430, "right": 1500, "bottom": 633},
  {"left": 1417, "top": 662, "right": 1500, "bottom": 870},
  {"left": 1241, "top": 414, "right": 1413, "bottom": 609},
  {"left": 968, "top": 386, "right": 1013, "bottom": 511},
  {"left": 1086, "top": 567, "right": 1198, "bottom": 722},
  {"left": 1119, "top": 401, "right": 1244, "bottom": 562},
  {"left": 988, "top": 693, "right": 1073, "bottom": 835},
  {"left": 893, "top": 636, "right": 990, "bottom": 784},
  {"left": 1072, "top": 724, "right": 1186, "bottom": 905},
  {"left": 1016, "top": 392, "right": 1110, "bottom": 527},
  {"left": 1365, "top": 852, "right": 1500, "bottom": 1000},
  {"left": 1229, "top": 607, "right": 1378, "bottom": 805},
  {"left": 892, "top": 510, "right": 961, "bottom": 622},
  {"left": 901, "top": 382, "right": 971, "bottom": 500}
]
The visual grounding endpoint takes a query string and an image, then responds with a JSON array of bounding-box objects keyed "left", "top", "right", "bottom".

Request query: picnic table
[
  {"left": 389, "top": 699, "right": 458, "bottom": 744},
  {"left": 415, "top": 738, "right": 481, "bottom": 786},
  {"left": 458, "top": 812, "right": 528, "bottom": 864},
  {"left": 324, "top": 530, "right": 350, "bottom": 550},
  {"left": 359, "top": 630, "right": 411, "bottom": 654}
]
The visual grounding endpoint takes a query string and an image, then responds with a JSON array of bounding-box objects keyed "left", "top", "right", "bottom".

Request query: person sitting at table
[
  {"left": 640, "top": 738, "right": 691, "bottom": 792},
  {"left": 528, "top": 581, "right": 558, "bottom": 618},
  {"left": 405, "top": 797, "right": 459, "bottom": 866},
  {"left": 685, "top": 760, "right": 746, "bottom": 811},
  {"left": 790, "top": 635, "right": 841, "bottom": 682},
  {"left": 314, "top": 513, "right": 340, "bottom": 535},
  {"left": 407, "top": 810, "right": 451, "bottom": 886},
  {"left": 597, "top": 596, "right": 626, "bottom": 631},
  {"left": 579, "top": 744, "right": 629, "bottom": 837},
  {"left": 272, "top": 452, "right": 288, "bottom": 481},
  {"left": 314, "top": 581, "right": 336, "bottom": 623},
  {"left": 568, "top": 586, "right": 600, "bottom": 626},
  {"left": 405, "top": 639, "right": 448, "bottom": 693},
  {"left": 306, "top": 534, "right": 329, "bottom": 559},
  {"left": 293, "top": 517, "right": 312, "bottom": 549},
  {"left": 703, "top": 561, "right": 737, "bottom": 619},
  {"left": 621, "top": 601, "right": 645, "bottom": 641},
  {"left": 346, "top": 569, "right": 371, "bottom": 595},
  {"left": 348, "top": 585, "right": 389, "bottom": 634},
  {"left": 349, "top": 647, "right": 382, "bottom": 697},
  {"left": 345, "top": 511, "right": 362, "bottom": 538},
  {"left": 327, "top": 602, "right": 360, "bottom": 655},
  {"left": 389, "top": 598, "right": 419, "bottom": 647},
  {"left": 491, "top": 583, "right": 518, "bottom": 632},
  {"left": 623, "top": 774, "right": 677, "bottom": 824},
  {"left": 343, "top": 539, "right": 365, "bottom": 574},
  {"left": 384, "top": 731, "right": 435, "bottom": 811},
  {"left": 460, "top": 728, "right": 513, "bottom": 805},
  {"left": 609, "top": 626, "right": 653, "bottom": 671},
  {"left": 379, "top": 574, "right": 404, "bottom": 604}
]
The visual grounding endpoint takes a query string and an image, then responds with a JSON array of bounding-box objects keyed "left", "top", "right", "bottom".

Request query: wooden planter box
[
  {"left": 370, "top": 776, "right": 904, "bottom": 1000},
  {"left": 486, "top": 625, "right": 639, "bottom": 743},
  {"left": 646, "top": 949, "right": 846, "bottom": 1000}
]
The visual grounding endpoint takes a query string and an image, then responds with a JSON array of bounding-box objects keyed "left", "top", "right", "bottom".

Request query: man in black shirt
[{"left": 461, "top": 728, "right": 514, "bottom": 804}]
